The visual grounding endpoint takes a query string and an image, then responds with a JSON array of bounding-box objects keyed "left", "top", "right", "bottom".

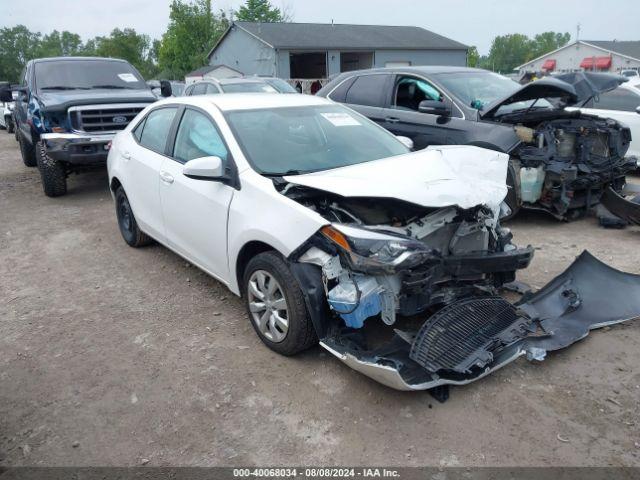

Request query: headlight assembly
[{"left": 321, "top": 224, "right": 437, "bottom": 274}]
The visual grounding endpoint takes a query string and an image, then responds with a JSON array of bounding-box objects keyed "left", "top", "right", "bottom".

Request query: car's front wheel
[
  {"left": 115, "top": 187, "right": 153, "bottom": 247},
  {"left": 243, "top": 251, "right": 317, "bottom": 356},
  {"left": 36, "top": 141, "right": 67, "bottom": 197},
  {"left": 5, "top": 116, "right": 14, "bottom": 134}
]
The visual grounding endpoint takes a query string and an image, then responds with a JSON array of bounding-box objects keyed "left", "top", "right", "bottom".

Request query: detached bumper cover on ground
[{"left": 320, "top": 251, "right": 640, "bottom": 391}]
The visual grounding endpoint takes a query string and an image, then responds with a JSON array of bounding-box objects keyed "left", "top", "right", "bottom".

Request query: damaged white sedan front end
[{"left": 109, "top": 94, "right": 640, "bottom": 400}]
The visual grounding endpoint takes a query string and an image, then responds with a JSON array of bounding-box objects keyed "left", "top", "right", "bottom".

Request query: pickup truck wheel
[
  {"left": 36, "top": 141, "right": 67, "bottom": 197},
  {"left": 243, "top": 251, "right": 318, "bottom": 356},
  {"left": 18, "top": 132, "right": 37, "bottom": 167},
  {"left": 114, "top": 187, "right": 153, "bottom": 247}
]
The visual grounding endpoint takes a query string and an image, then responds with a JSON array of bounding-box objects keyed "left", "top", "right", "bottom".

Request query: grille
[
  {"left": 409, "top": 297, "right": 520, "bottom": 374},
  {"left": 72, "top": 106, "right": 146, "bottom": 133}
]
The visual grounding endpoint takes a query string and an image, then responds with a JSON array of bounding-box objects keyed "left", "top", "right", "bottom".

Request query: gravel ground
[{"left": 0, "top": 131, "right": 639, "bottom": 467}]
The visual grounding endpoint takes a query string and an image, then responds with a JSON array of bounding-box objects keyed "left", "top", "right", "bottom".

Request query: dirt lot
[{"left": 0, "top": 130, "right": 639, "bottom": 467}]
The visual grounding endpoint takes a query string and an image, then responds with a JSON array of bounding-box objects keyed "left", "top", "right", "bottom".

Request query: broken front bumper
[{"left": 320, "top": 251, "right": 640, "bottom": 391}]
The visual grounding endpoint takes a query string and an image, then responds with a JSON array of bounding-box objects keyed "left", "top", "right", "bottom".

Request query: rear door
[
  {"left": 340, "top": 73, "right": 393, "bottom": 128},
  {"left": 125, "top": 106, "right": 178, "bottom": 240},
  {"left": 381, "top": 74, "right": 468, "bottom": 150},
  {"left": 158, "top": 106, "right": 234, "bottom": 281}
]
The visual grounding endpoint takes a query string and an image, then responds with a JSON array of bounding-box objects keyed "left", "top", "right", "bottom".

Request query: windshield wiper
[
  {"left": 262, "top": 169, "right": 310, "bottom": 177},
  {"left": 91, "top": 85, "right": 133, "bottom": 89},
  {"left": 40, "top": 86, "right": 89, "bottom": 90}
]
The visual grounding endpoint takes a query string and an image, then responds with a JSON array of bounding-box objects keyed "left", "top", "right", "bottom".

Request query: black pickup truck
[{"left": 0, "top": 57, "right": 164, "bottom": 196}]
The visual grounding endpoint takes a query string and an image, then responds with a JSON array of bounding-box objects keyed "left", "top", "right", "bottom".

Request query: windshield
[
  {"left": 225, "top": 104, "right": 408, "bottom": 175},
  {"left": 434, "top": 71, "right": 553, "bottom": 115},
  {"left": 35, "top": 60, "right": 146, "bottom": 91},
  {"left": 265, "top": 78, "right": 298, "bottom": 93},
  {"left": 220, "top": 82, "right": 278, "bottom": 93}
]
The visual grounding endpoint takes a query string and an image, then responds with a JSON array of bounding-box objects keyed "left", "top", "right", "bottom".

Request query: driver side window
[
  {"left": 393, "top": 76, "right": 442, "bottom": 111},
  {"left": 173, "top": 109, "right": 228, "bottom": 163}
]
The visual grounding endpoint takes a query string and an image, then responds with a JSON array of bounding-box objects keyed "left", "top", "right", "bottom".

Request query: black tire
[
  {"left": 5, "top": 116, "right": 14, "bottom": 134},
  {"left": 115, "top": 187, "right": 153, "bottom": 247},
  {"left": 243, "top": 251, "right": 318, "bottom": 356},
  {"left": 18, "top": 131, "right": 37, "bottom": 167},
  {"left": 36, "top": 141, "right": 67, "bottom": 197},
  {"left": 502, "top": 162, "right": 521, "bottom": 221}
]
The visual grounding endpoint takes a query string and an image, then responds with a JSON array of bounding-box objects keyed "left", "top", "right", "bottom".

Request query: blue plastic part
[{"left": 329, "top": 291, "right": 382, "bottom": 329}]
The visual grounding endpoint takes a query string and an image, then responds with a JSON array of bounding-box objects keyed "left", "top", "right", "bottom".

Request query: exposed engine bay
[
  {"left": 507, "top": 110, "right": 636, "bottom": 220},
  {"left": 274, "top": 177, "right": 640, "bottom": 399}
]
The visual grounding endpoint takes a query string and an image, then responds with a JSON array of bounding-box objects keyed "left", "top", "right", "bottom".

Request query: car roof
[
  {"left": 338, "top": 65, "right": 489, "bottom": 76},
  {"left": 217, "top": 78, "right": 268, "bottom": 85},
  {"left": 31, "top": 56, "right": 130, "bottom": 64},
  {"left": 155, "top": 93, "right": 331, "bottom": 111}
]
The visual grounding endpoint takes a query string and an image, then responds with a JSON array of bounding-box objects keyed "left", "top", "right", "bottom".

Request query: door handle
[
  {"left": 385, "top": 117, "right": 400, "bottom": 124},
  {"left": 159, "top": 171, "right": 174, "bottom": 184},
  {"left": 122, "top": 151, "right": 131, "bottom": 161}
]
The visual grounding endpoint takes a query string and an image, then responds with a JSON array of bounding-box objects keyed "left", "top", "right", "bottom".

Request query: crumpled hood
[
  {"left": 284, "top": 145, "right": 509, "bottom": 212},
  {"left": 36, "top": 88, "right": 157, "bottom": 112},
  {"left": 481, "top": 72, "right": 627, "bottom": 119}
]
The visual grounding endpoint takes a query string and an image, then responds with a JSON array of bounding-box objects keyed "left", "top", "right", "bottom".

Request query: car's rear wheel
[
  {"left": 115, "top": 187, "right": 153, "bottom": 247},
  {"left": 243, "top": 251, "right": 317, "bottom": 356},
  {"left": 5, "top": 116, "right": 14, "bottom": 134},
  {"left": 18, "top": 132, "right": 37, "bottom": 167}
]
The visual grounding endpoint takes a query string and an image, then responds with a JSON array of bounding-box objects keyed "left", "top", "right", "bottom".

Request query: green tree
[
  {"left": 158, "top": 0, "right": 229, "bottom": 80},
  {"left": 486, "top": 34, "right": 532, "bottom": 73},
  {"left": 467, "top": 46, "right": 479, "bottom": 68},
  {"left": 0, "top": 25, "right": 41, "bottom": 82},
  {"left": 530, "top": 31, "right": 571, "bottom": 59},
  {"left": 235, "top": 0, "right": 286, "bottom": 22},
  {"left": 36, "top": 30, "right": 83, "bottom": 57},
  {"left": 91, "top": 28, "right": 158, "bottom": 78}
]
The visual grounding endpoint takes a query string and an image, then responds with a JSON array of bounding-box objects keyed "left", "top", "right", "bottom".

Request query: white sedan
[
  {"left": 107, "top": 93, "right": 640, "bottom": 392},
  {"left": 571, "top": 82, "right": 640, "bottom": 159}
]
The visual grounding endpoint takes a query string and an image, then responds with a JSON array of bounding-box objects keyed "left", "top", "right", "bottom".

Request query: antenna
[{"left": 576, "top": 23, "right": 581, "bottom": 41}]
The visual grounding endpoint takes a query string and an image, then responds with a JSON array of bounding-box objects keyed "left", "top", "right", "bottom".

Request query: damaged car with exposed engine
[
  {"left": 107, "top": 93, "right": 640, "bottom": 398},
  {"left": 317, "top": 68, "right": 639, "bottom": 221}
]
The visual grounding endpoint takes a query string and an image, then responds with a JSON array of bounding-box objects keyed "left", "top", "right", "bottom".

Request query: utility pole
[{"left": 576, "top": 23, "right": 581, "bottom": 41}]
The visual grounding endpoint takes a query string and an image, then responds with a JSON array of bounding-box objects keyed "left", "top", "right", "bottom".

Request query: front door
[
  {"left": 382, "top": 75, "right": 467, "bottom": 150},
  {"left": 159, "top": 107, "right": 234, "bottom": 281}
]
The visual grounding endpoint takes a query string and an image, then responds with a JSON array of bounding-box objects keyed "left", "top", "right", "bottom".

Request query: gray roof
[
  {"left": 584, "top": 40, "right": 640, "bottom": 60},
  {"left": 233, "top": 21, "right": 468, "bottom": 51}
]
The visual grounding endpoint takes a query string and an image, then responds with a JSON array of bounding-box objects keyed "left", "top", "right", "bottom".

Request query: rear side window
[
  {"left": 191, "top": 84, "right": 207, "bottom": 96},
  {"left": 173, "top": 109, "right": 228, "bottom": 163},
  {"left": 205, "top": 83, "right": 220, "bottom": 94},
  {"left": 345, "top": 74, "right": 389, "bottom": 107},
  {"left": 592, "top": 88, "right": 640, "bottom": 112},
  {"left": 138, "top": 107, "right": 177, "bottom": 154},
  {"left": 327, "top": 76, "right": 356, "bottom": 102}
]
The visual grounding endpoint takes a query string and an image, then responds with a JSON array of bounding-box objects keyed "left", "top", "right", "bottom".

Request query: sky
[{"left": 0, "top": 0, "right": 638, "bottom": 55}]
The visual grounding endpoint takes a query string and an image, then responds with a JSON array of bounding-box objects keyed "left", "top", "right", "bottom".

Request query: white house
[{"left": 517, "top": 40, "right": 640, "bottom": 74}]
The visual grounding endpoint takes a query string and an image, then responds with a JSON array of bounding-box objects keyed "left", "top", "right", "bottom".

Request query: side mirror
[
  {"left": 418, "top": 99, "right": 450, "bottom": 116},
  {"left": 160, "top": 80, "right": 173, "bottom": 98},
  {"left": 396, "top": 135, "right": 414, "bottom": 150},
  {"left": 183, "top": 156, "right": 224, "bottom": 180}
]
